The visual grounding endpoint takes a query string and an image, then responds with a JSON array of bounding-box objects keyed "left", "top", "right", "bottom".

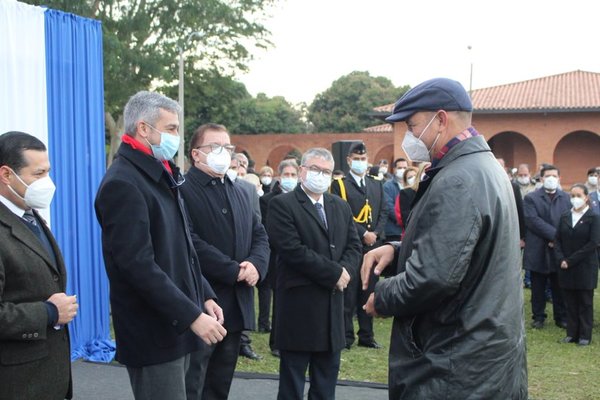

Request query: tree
[
  {"left": 308, "top": 71, "right": 409, "bottom": 132},
  {"left": 234, "top": 93, "right": 308, "bottom": 134},
  {"left": 24, "top": 0, "right": 276, "bottom": 155}
]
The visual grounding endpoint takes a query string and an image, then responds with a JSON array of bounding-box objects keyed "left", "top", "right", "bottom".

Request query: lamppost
[
  {"left": 467, "top": 45, "right": 473, "bottom": 96},
  {"left": 177, "top": 31, "right": 202, "bottom": 170}
]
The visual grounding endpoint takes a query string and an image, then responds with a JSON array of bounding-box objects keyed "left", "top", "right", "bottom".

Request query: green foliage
[
  {"left": 308, "top": 71, "right": 409, "bottom": 133},
  {"left": 234, "top": 93, "right": 308, "bottom": 134},
  {"left": 23, "top": 0, "right": 276, "bottom": 116}
]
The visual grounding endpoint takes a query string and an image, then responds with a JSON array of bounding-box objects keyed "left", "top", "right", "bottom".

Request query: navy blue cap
[
  {"left": 348, "top": 142, "right": 367, "bottom": 155},
  {"left": 386, "top": 78, "right": 472, "bottom": 122}
]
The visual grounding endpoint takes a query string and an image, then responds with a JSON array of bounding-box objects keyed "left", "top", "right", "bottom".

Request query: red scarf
[{"left": 121, "top": 134, "right": 172, "bottom": 174}]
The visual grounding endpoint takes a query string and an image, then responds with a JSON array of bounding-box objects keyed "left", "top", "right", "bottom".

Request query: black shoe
[
  {"left": 531, "top": 320, "right": 544, "bottom": 329},
  {"left": 239, "top": 344, "right": 262, "bottom": 360},
  {"left": 577, "top": 339, "right": 591, "bottom": 346},
  {"left": 257, "top": 326, "right": 271, "bottom": 333},
  {"left": 559, "top": 336, "right": 576, "bottom": 344},
  {"left": 344, "top": 343, "right": 352, "bottom": 350},
  {"left": 555, "top": 320, "right": 568, "bottom": 329},
  {"left": 357, "top": 340, "right": 382, "bottom": 349},
  {"left": 270, "top": 349, "right": 280, "bottom": 358}
]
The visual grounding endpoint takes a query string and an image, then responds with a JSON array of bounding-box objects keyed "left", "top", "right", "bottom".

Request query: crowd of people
[{"left": 1, "top": 77, "right": 598, "bottom": 400}]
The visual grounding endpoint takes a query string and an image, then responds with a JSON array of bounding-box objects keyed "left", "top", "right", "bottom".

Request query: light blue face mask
[
  {"left": 350, "top": 159, "right": 368, "bottom": 174},
  {"left": 280, "top": 177, "right": 298, "bottom": 192},
  {"left": 145, "top": 123, "right": 180, "bottom": 161}
]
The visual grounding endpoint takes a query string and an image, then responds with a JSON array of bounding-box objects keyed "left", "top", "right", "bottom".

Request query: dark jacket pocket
[{"left": 0, "top": 341, "right": 49, "bottom": 365}]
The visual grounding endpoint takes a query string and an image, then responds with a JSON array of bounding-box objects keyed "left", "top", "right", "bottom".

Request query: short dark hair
[
  {"left": 571, "top": 183, "right": 588, "bottom": 195},
  {"left": 188, "top": 123, "right": 228, "bottom": 159},
  {"left": 587, "top": 167, "right": 598, "bottom": 175},
  {"left": 541, "top": 164, "right": 559, "bottom": 177},
  {"left": 393, "top": 158, "right": 408, "bottom": 167},
  {"left": 0, "top": 131, "right": 46, "bottom": 173}
]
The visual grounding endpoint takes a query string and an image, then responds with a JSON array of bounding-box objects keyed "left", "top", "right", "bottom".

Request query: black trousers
[
  {"left": 563, "top": 288, "right": 594, "bottom": 341},
  {"left": 344, "top": 249, "right": 377, "bottom": 345},
  {"left": 185, "top": 330, "right": 242, "bottom": 400},
  {"left": 257, "top": 276, "right": 272, "bottom": 330},
  {"left": 530, "top": 271, "right": 566, "bottom": 323},
  {"left": 277, "top": 350, "right": 341, "bottom": 400}
]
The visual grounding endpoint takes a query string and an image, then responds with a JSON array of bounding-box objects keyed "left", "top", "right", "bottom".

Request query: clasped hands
[
  {"left": 237, "top": 261, "right": 259, "bottom": 286},
  {"left": 336, "top": 267, "right": 350, "bottom": 291},
  {"left": 191, "top": 299, "right": 227, "bottom": 345}
]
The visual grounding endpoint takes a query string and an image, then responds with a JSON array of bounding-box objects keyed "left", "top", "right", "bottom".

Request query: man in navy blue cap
[{"left": 360, "top": 78, "right": 528, "bottom": 399}]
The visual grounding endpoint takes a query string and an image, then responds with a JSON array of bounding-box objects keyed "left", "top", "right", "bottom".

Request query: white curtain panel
[
  {"left": 0, "top": 0, "right": 48, "bottom": 146},
  {"left": 0, "top": 0, "right": 50, "bottom": 222}
]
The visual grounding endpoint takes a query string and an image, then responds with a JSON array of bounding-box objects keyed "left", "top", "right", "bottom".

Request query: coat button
[
  {"left": 22, "top": 333, "right": 27, "bottom": 339},
  {"left": 53, "top": 275, "right": 59, "bottom": 282},
  {"left": 33, "top": 332, "right": 39, "bottom": 338},
  {"left": 172, "top": 320, "right": 178, "bottom": 326},
  {"left": 222, "top": 208, "right": 228, "bottom": 214},
  {"left": 211, "top": 181, "right": 217, "bottom": 186},
  {"left": 28, "top": 333, "right": 33, "bottom": 338}
]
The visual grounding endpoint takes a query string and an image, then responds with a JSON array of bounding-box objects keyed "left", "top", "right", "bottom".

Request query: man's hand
[
  {"left": 362, "top": 293, "right": 379, "bottom": 317},
  {"left": 361, "top": 244, "right": 395, "bottom": 290},
  {"left": 238, "top": 261, "right": 259, "bottom": 286},
  {"left": 363, "top": 231, "right": 377, "bottom": 246},
  {"left": 190, "top": 313, "right": 227, "bottom": 345},
  {"left": 335, "top": 267, "right": 351, "bottom": 291},
  {"left": 204, "top": 299, "right": 224, "bottom": 325},
  {"left": 520, "top": 239, "right": 525, "bottom": 249},
  {"left": 47, "top": 293, "right": 78, "bottom": 325},
  {"left": 560, "top": 260, "right": 568, "bottom": 270}
]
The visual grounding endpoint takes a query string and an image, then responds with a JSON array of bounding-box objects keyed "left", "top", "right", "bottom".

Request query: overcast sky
[{"left": 238, "top": 0, "right": 600, "bottom": 105}]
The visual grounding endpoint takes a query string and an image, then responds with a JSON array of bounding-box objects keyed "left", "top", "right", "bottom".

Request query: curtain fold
[{"left": 44, "top": 8, "right": 115, "bottom": 362}]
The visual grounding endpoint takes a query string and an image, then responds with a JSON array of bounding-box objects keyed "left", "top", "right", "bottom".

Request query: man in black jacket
[
  {"left": 330, "top": 142, "right": 388, "bottom": 349},
  {"left": 95, "top": 92, "right": 226, "bottom": 400},
  {"left": 267, "top": 148, "right": 362, "bottom": 400},
  {"left": 182, "top": 123, "right": 270, "bottom": 400}
]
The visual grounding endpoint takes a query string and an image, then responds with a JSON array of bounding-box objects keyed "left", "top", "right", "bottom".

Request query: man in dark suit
[
  {"left": 523, "top": 164, "right": 571, "bottom": 329},
  {"left": 267, "top": 147, "right": 362, "bottom": 400},
  {"left": 259, "top": 158, "right": 300, "bottom": 357},
  {"left": 330, "top": 142, "right": 388, "bottom": 349},
  {"left": 0, "top": 131, "right": 78, "bottom": 400},
  {"left": 182, "top": 123, "right": 270, "bottom": 400},
  {"left": 95, "top": 92, "right": 226, "bottom": 400}
]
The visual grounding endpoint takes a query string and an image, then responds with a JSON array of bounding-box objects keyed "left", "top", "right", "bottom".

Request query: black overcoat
[
  {"left": 95, "top": 143, "right": 215, "bottom": 367},
  {"left": 266, "top": 186, "right": 361, "bottom": 352}
]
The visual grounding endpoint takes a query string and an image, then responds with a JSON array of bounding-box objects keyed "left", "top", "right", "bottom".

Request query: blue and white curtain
[{"left": 0, "top": 0, "right": 114, "bottom": 362}]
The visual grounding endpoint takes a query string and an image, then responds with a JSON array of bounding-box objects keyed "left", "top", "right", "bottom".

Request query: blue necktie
[
  {"left": 22, "top": 211, "right": 54, "bottom": 259},
  {"left": 314, "top": 202, "right": 328, "bottom": 229}
]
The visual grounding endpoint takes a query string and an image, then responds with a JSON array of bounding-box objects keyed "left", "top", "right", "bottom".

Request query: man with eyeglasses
[
  {"left": 182, "top": 123, "right": 270, "bottom": 400},
  {"left": 95, "top": 91, "right": 226, "bottom": 400},
  {"left": 266, "top": 147, "right": 362, "bottom": 400}
]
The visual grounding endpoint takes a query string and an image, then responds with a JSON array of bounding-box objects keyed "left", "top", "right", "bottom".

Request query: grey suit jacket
[{"left": 0, "top": 201, "right": 72, "bottom": 400}]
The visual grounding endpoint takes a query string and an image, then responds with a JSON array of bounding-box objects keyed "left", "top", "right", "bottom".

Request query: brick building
[{"left": 232, "top": 70, "right": 600, "bottom": 185}]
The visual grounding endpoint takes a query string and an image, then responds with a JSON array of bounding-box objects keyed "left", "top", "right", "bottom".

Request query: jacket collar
[
  {"left": 432, "top": 135, "right": 491, "bottom": 170},
  {"left": 116, "top": 142, "right": 180, "bottom": 184},
  {"left": 185, "top": 165, "right": 231, "bottom": 187},
  {"left": 0, "top": 202, "right": 58, "bottom": 271}
]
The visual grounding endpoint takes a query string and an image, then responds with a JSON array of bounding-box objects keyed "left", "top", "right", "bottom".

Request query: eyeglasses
[
  {"left": 196, "top": 143, "right": 236, "bottom": 155},
  {"left": 303, "top": 164, "right": 333, "bottom": 177}
]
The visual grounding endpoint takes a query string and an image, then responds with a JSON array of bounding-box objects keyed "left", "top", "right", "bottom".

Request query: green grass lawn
[{"left": 236, "top": 284, "right": 600, "bottom": 400}]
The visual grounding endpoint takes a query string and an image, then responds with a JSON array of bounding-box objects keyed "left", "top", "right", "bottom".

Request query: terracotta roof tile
[
  {"left": 374, "top": 70, "right": 600, "bottom": 114},
  {"left": 363, "top": 123, "right": 392, "bottom": 133}
]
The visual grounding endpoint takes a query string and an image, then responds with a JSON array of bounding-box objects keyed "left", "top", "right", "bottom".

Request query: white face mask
[
  {"left": 379, "top": 167, "right": 388, "bottom": 175},
  {"left": 543, "top": 176, "right": 559, "bottom": 191},
  {"left": 571, "top": 197, "right": 585, "bottom": 210},
  {"left": 303, "top": 170, "right": 331, "bottom": 194},
  {"left": 225, "top": 168, "right": 238, "bottom": 181},
  {"left": 588, "top": 176, "right": 598, "bottom": 186},
  {"left": 260, "top": 176, "right": 272, "bottom": 186},
  {"left": 401, "top": 114, "right": 440, "bottom": 163},
  {"left": 9, "top": 171, "right": 56, "bottom": 209},
  {"left": 395, "top": 168, "right": 406, "bottom": 179},
  {"left": 199, "top": 149, "right": 231, "bottom": 175},
  {"left": 406, "top": 176, "right": 416, "bottom": 186},
  {"left": 517, "top": 176, "right": 530, "bottom": 186}
]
